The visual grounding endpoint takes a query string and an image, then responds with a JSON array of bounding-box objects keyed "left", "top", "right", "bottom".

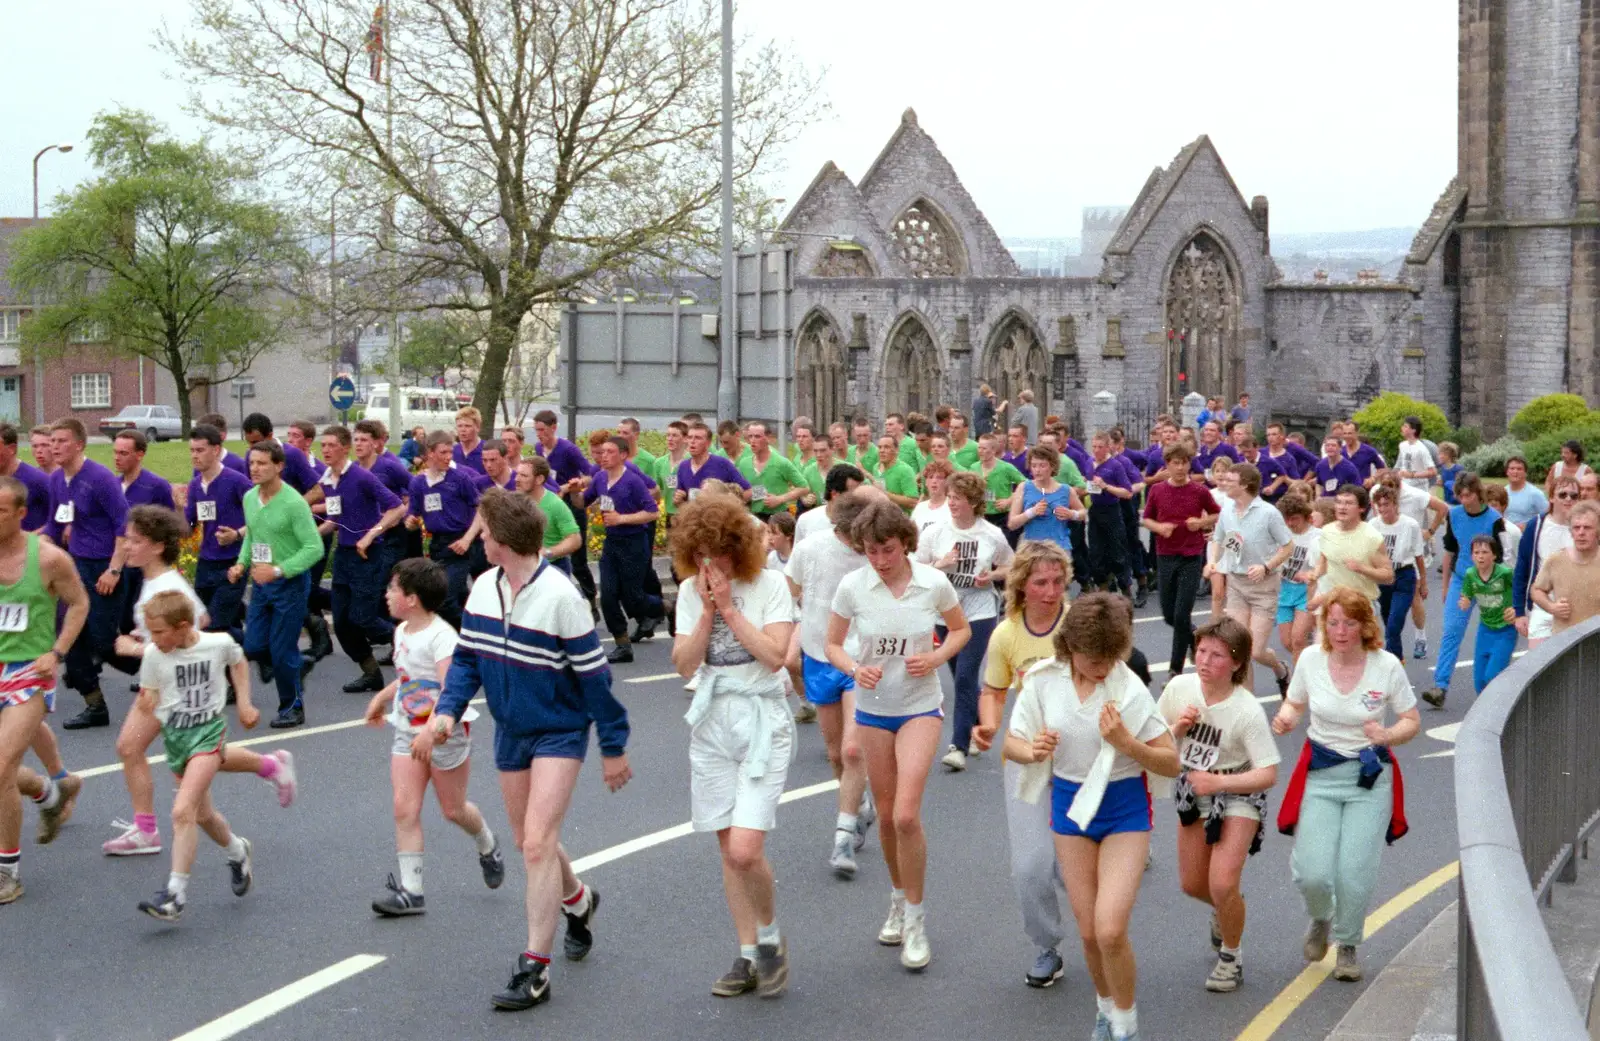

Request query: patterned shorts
[{"left": 0, "top": 660, "right": 56, "bottom": 713}]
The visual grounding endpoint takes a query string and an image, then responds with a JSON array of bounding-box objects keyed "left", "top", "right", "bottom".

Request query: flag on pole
[{"left": 366, "top": 4, "right": 385, "bottom": 81}]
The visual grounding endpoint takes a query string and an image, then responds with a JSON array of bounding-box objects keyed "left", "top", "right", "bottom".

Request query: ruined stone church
[{"left": 778, "top": 1, "right": 1599, "bottom": 439}]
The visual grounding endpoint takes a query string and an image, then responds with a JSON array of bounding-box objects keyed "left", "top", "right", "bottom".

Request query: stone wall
[{"left": 1264, "top": 285, "right": 1420, "bottom": 428}]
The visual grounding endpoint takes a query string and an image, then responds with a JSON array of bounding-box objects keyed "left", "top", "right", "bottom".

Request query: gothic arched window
[
  {"left": 1164, "top": 231, "right": 1242, "bottom": 411},
  {"left": 884, "top": 315, "right": 940, "bottom": 416},
  {"left": 889, "top": 200, "right": 965, "bottom": 277},
  {"left": 983, "top": 312, "right": 1050, "bottom": 416},
  {"left": 794, "top": 313, "right": 848, "bottom": 430}
]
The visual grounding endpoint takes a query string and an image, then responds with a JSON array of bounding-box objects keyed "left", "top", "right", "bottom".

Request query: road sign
[{"left": 329, "top": 375, "right": 357, "bottom": 412}]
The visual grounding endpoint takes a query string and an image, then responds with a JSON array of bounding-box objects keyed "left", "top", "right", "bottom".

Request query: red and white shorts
[{"left": 0, "top": 660, "right": 56, "bottom": 713}]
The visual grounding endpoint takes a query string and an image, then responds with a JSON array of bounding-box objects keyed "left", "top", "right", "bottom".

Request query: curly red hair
[{"left": 670, "top": 494, "right": 767, "bottom": 582}]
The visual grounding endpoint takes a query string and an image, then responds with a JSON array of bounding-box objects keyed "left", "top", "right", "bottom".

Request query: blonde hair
[
  {"left": 1003, "top": 541, "right": 1072, "bottom": 619},
  {"left": 144, "top": 589, "right": 197, "bottom": 629},
  {"left": 455, "top": 406, "right": 482, "bottom": 428}
]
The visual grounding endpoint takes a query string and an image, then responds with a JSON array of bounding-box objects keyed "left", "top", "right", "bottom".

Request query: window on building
[
  {"left": 69, "top": 321, "right": 108, "bottom": 344},
  {"left": 70, "top": 372, "right": 112, "bottom": 409},
  {"left": 0, "top": 311, "right": 23, "bottom": 344}
]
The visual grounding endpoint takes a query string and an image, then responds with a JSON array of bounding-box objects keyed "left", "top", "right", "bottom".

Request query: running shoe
[
  {"left": 1210, "top": 910, "right": 1222, "bottom": 951},
  {"left": 51, "top": 773, "right": 83, "bottom": 828},
  {"left": 1421, "top": 686, "right": 1447, "bottom": 709},
  {"left": 967, "top": 741, "right": 983, "bottom": 758},
  {"left": 1206, "top": 950, "right": 1242, "bottom": 992},
  {"left": 479, "top": 838, "right": 506, "bottom": 890},
  {"left": 755, "top": 937, "right": 789, "bottom": 998},
  {"left": 372, "top": 873, "right": 426, "bottom": 916},
  {"left": 605, "top": 644, "right": 634, "bottom": 664},
  {"left": 139, "top": 888, "right": 185, "bottom": 922},
  {"left": 0, "top": 873, "right": 20, "bottom": 905},
  {"left": 102, "top": 819, "right": 162, "bottom": 856},
  {"left": 491, "top": 953, "right": 551, "bottom": 1011},
  {"left": 900, "top": 916, "right": 931, "bottom": 971},
  {"left": 711, "top": 958, "right": 757, "bottom": 997},
  {"left": 793, "top": 701, "right": 817, "bottom": 724},
  {"left": 1413, "top": 635, "right": 1428, "bottom": 659},
  {"left": 563, "top": 887, "right": 599, "bottom": 961},
  {"left": 684, "top": 671, "right": 701, "bottom": 694},
  {"left": 268, "top": 750, "right": 297, "bottom": 808},
  {"left": 829, "top": 830, "right": 857, "bottom": 879},
  {"left": 877, "top": 892, "right": 907, "bottom": 946},
  {"left": 940, "top": 745, "right": 967, "bottom": 772},
  {"left": 1303, "top": 918, "right": 1331, "bottom": 962},
  {"left": 1333, "top": 944, "right": 1362, "bottom": 982},
  {"left": 854, "top": 795, "right": 877, "bottom": 852},
  {"left": 1025, "top": 947, "right": 1064, "bottom": 988},
  {"left": 228, "top": 837, "right": 253, "bottom": 897},
  {"left": 35, "top": 778, "right": 80, "bottom": 845},
  {"left": 1091, "top": 1013, "right": 1113, "bottom": 1041}
]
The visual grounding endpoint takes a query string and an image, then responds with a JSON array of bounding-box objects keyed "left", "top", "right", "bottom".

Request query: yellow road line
[{"left": 1232, "top": 861, "right": 1461, "bottom": 1041}]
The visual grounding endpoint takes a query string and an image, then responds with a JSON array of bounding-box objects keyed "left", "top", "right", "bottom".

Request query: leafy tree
[
  {"left": 8, "top": 111, "right": 305, "bottom": 433},
  {"left": 167, "top": 0, "right": 820, "bottom": 418}
]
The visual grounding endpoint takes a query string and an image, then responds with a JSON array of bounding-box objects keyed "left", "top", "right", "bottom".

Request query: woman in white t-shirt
[
  {"left": 1368, "top": 485, "right": 1427, "bottom": 660},
  {"left": 917, "top": 471, "right": 1013, "bottom": 772},
  {"left": 1157, "top": 617, "right": 1280, "bottom": 995},
  {"left": 827, "top": 499, "right": 969, "bottom": 973},
  {"left": 1005, "top": 593, "right": 1178, "bottom": 1041},
  {"left": 1271, "top": 588, "right": 1420, "bottom": 985},
  {"left": 1275, "top": 495, "right": 1323, "bottom": 667},
  {"left": 910, "top": 459, "right": 953, "bottom": 537},
  {"left": 670, "top": 494, "right": 797, "bottom": 998}
]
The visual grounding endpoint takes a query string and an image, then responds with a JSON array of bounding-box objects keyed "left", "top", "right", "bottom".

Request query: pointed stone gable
[
  {"left": 778, "top": 161, "right": 901, "bottom": 277},
  {"left": 1105, "top": 135, "right": 1254, "bottom": 256},
  {"left": 1405, "top": 178, "right": 1467, "bottom": 265},
  {"left": 855, "top": 108, "right": 1020, "bottom": 277}
]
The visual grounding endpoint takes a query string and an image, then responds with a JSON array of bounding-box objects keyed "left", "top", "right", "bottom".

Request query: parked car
[{"left": 98, "top": 405, "right": 185, "bottom": 442}]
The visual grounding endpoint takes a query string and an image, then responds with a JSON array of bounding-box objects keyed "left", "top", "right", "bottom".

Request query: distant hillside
[{"left": 1270, "top": 227, "right": 1417, "bottom": 255}]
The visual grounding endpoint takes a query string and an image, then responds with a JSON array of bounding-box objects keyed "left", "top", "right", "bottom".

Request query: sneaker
[
  {"left": 877, "top": 892, "right": 907, "bottom": 946},
  {"left": 35, "top": 777, "right": 81, "bottom": 845},
  {"left": 755, "top": 936, "right": 789, "bottom": 998},
  {"left": 228, "top": 837, "right": 253, "bottom": 897},
  {"left": 563, "top": 887, "right": 599, "bottom": 961},
  {"left": 1413, "top": 636, "right": 1428, "bottom": 659},
  {"left": 103, "top": 819, "right": 162, "bottom": 856},
  {"left": 268, "top": 750, "right": 297, "bottom": 808},
  {"left": 940, "top": 745, "right": 967, "bottom": 771},
  {"left": 1210, "top": 911, "right": 1222, "bottom": 951},
  {"left": 139, "top": 887, "right": 186, "bottom": 922},
  {"left": 1421, "top": 686, "right": 1447, "bottom": 709},
  {"left": 1303, "top": 918, "right": 1331, "bottom": 962},
  {"left": 855, "top": 796, "right": 877, "bottom": 852},
  {"left": 900, "top": 915, "right": 931, "bottom": 971},
  {"left": 967, "top": 741, "right": 982, "bottom": 758},
  {"left": 684, "top": 670, "right": 701, "bottom": 694},
  {"left": 710, "top": 957, "right": 757, "bottom": 997},
  {"left": 479, "top": 839, "right": 506, "bottom": 890},
  {"left": 1206, "top": 950, "right": 1242, "bottom": 992},
  {"left": 491, "top": 953, "right": 552, "bottom": 1011},
  {"left": 1092, "top": 1013, "right": 1114, "bottom": 1041},
  {"left": 0, "top": 873, "right": 21, "bottom": 905},
  {"left": 1333, "top": 944, "right": 1362, "bottom": 982},
  {"left": 1025, "top": 947, "right": 1064, "bottom": 988},
  {"left": 270, "top": 706, "right": 305, "bottom": 729},
  {"left": 53, "top": 773, "right": 83, "bottom": 826},
  {"left": 372, "top": 873, "right": 426, "bottom": 916},
  {"left": 829, "top": 830, "right": 857, "bottom": 879},
  {"left": 793, "top": 701, "right": 817, "bottom": 724},
  {"left": 605, "top": 644, "right": 634, "bottom": 665}
]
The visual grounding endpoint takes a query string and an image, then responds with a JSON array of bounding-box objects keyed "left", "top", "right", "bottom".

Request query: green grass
[{"left": 19, "top": 440, "right": 253, "bottom": 484}]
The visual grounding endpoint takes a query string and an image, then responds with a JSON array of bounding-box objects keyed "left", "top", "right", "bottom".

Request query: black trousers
[
  {"left": 1087, "top": 506, "right": 1132, "bottom": 592},
  {"left": 1156, "top": 553, "right": 1204, "bottom": 676},
  {"left": 599, "top": 530, "right": 662, "bottom": 638}
]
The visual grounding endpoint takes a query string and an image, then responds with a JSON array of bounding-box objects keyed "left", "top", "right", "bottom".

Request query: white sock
[
  {"left": 472, "top": 825, "right": 496, "bottom": 856},
  {"left": 739, "top": 943, "right": 759, "bottom": 962},
  {"left": 891, "top": 887, "right": 906, "bottom": 904},
  {"left": 35, "top": 777, "right": 60, "bottom": 810},
  {"left": 756, "top": 920, "right": 780, "bottom": 947},
  {"left": 1109, "top": 1004, "right": 1138, "bottom": 1038},
  {"left": 904, "top": 901, "right": 925, "bottom": 924},
  {"left": 1221, "top": 942, "right": 1241, "bottom": 958},
  {"left": 563, "top": 882, "right": 590, "bottom": 916},
  {"left": 1096, "top": 995, "right": 1115, "bottom": 1018},
  {"left": 224, "top": 834, "right": 247, "bottom": 863},
  {"left": 168, "top": 871, "right": 189, "bottom": 901},
  {"left": 836, "top": 811, "right": 858, "bottom": 832},
  {"left": 860, "top": 792, "right": 874, "bottom": 815},
  {"left": 399, "top": 851, "right": 424, "bottom": 895}
]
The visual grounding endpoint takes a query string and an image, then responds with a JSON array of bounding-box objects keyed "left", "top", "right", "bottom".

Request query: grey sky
[{"left": 4, "top": 1, "right": 1457, "bottom": 236}]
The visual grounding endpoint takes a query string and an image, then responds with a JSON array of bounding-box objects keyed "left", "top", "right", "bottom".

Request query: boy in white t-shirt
[{"left": 363, "top": 558, "right": 502, "bottom": 916}]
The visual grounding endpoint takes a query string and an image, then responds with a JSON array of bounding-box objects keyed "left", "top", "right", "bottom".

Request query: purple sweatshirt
[
  {"left": 46, "top": 458, "right": 128, "bottom": 559},
  {"left": 320, "top": 463, "right": 401, "bottom": 547},
  {"left": 187, "top": 467, "right": 253, "bottom": 562}
]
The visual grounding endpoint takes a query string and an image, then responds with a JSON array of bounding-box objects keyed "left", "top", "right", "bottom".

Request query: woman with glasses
[{"left": 1514, "top": 475, "right": 1579, "bottom": 648}]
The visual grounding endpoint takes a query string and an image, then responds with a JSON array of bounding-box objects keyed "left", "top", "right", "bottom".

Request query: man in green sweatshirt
[{"left": 229, "top": 441, "right": 326, "bottom": 729}]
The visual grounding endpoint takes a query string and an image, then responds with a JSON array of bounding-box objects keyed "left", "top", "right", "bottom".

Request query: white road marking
[
  {"left": 625, "top": 671, "right": 683, "bottom": 684},
  {"left": 1136, "top": 609, "right": 1210, "bottom": 625},
  {"left": 168, "top": 954, "right": 386, "bottom": 1041}
]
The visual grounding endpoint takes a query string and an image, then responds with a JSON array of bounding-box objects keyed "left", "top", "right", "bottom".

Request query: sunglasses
[{"left": 1557, "top": 491, "right": 1580, "bottom": 500}]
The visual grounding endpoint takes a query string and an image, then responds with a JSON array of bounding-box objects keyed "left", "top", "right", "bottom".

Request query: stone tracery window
[
  {"left": 984, "top": 314, "right": 1049, "bottom": 416},
  {"left": 812, "top": 246, "right": 875, "bottom": 278},
  {"left": 794, "top": 314, "right": 848, "bottom": 429},
  {"left": 884, "top": 316, "right": 940, "bottom": 416},
  {"left": 1164, "top": 231, "right": 1241, "bottom": 411},
  {"left": 890, "top": 200, "right": 965, "bottom": 277}
]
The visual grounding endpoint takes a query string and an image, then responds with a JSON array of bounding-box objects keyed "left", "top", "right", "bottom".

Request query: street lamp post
[
  {"left": 716, "top": 0, "right": 736, "bottom": 426},
  {"left": 30, "top": 142, "right": 73, "bottom": 424}
]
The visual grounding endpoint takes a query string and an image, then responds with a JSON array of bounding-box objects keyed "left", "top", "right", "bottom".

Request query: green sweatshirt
[{"left": 237, "top": 484, "right": 325, "bottom": 579}]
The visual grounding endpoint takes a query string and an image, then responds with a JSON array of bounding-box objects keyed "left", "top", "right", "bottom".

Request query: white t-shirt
[
  {"left": 1369, "top": 514, "right": 1425, "bottom": 571},
  {"left": 1282, "top": 527, "right": 1322, "bottom": 584},
  {"left": 1156, "top": 674, "right": 1281, "bottom": 774},
  {"left": 1397, "top": 483, "right": 1435, "bottom": 533},
  {"left": 676, "top": 568, "right": 794, "bottom": 688},
  {"left": 139, "top": 631, "right": 244, "bottom": 728},
  {"left": 1287, "top": 646, "right": 1417, "bottom": 757},
  {"left": 830, "top": 559, "right": 959, "bottom": 716},
  {"left": 784, "top": 531, "right": 865, "bottom": 662},
  {"left": 389, "top": 615, "right": 474, "bottom": 732},
  {"left": 1395, "top": 441, "right": 1434, "bottom": 492},
  {"left": 1012, "top": 660, "right": 1169, "bottom": 783},
  {"left": 765, "top": 548, "right": 789, "bottom": 573},
  {"left": 910, "top": 499, "right": 951, "bottom": 537},
  {"left": 1499, "top": 524, "right": 1523, "bottom": 568},
  {"left": 133, "top": 569, "right": 207, "bottom": 641},
  {"left": 915, "top": 517, "right": 1013, "bottom": 621},
  {"left": 793, "top": 505, "right": 833, "bottom": 545},
  {"left": 1537, "top": 518, "right": 1574, "bottom": 564}
]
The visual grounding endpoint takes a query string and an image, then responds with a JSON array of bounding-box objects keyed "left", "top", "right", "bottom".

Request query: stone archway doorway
[
  {"left": 983, "top": 312, "right": 1050, "bottom": 418},
  {"left": 884, "top": 316, "right": 940, "bottom": 417},
  {"left": 1164, "top": 230, "right": 1242, "bottom": 413},
  {"left": 794, "top": 313, "right": 848, "bottom": 430}
]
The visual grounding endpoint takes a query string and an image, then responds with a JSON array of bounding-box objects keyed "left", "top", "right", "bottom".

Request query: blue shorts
[
  {"left": 854, "top": 707, "right": 943, "bottom": 733},
  {"left": 494, "top": 725, "right": 590, "bottom": 771},
  {"left": 802, "top": 653, "right": 854, "bottom": 706},
  {"left": 1276, "top": 581, "right": 1309, "bottom": 624},
  {"left": 1050, "top": 775, "right": 1153, "bottom": 841}
]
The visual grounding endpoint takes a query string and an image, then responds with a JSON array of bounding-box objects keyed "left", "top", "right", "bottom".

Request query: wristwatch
[{"left": 272, "top": 566, "right": 284, "bottom": 579}]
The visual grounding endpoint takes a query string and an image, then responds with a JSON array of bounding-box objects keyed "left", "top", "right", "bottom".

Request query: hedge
[
  {"left": 1522, "top": 421, "right": 1600, "bottom": 479},
  {"left": 1508, "top": 393, "right": 1593, "bottom": 442},
  {"left": 1352, "top": 392, "right": 1450, "bottom": 464}
]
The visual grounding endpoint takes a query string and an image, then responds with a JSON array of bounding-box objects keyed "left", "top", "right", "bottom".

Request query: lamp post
[
  {"left": 30, "top": 142, "right": 73, "bottom": 424},
  {"left": 716, "top": 0, "right": 736, "bottom": 426},
  {"left": 329, "top": 183, "right": 355, "bottom": 397}
]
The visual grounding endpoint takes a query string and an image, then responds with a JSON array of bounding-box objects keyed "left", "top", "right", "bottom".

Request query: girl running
[
  {"left": 1275, "top": 495, "right": 1321, "bottom": 668},
  {"left": 1008, "top": 444, "right": 1085, "bottom": 557}
]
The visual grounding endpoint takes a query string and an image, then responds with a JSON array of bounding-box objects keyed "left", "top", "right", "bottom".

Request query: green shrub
[
  {"left": 1508, "top": 393, "right": 1592, "bottom": 441},
  {"left": 1438, "top": 426, "right": 1483, "bottom": 457},
  {"left": 1352, "top": 392, "right": 1451, "bottom": 464},
  {"left": 1521, "top": 421, "right": 1600, "bottom": 480},
  {"left": 1460, "top": 435, "right": 1525, "bottom": 479}
]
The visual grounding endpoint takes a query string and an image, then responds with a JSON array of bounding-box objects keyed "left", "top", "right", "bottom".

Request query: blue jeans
[
  {"left": 194, "top": 557, "right": 246, "bottom": 644},
  {"left": 332, "top": 547, "right": 395, "bottom": 664},
  {"left": 1473, "top": 623, "right": 1518, "bottom": 693},
  {"left": 1377, "top": 565, "right": 1417, "bottom": 659},
  {"left": 65, "top": 556, "right": 126, "bottom": 698},
  {"left": 243, "top": 571, "right": 311, "bottom": 711},
  {"left": 1432, "top": 573, "right": 1471, "bottom": 689},
  {"left": 938, "top": 615, "right": 997, "bottom": 753}
]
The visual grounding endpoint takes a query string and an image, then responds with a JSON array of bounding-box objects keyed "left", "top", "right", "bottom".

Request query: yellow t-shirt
[
  {"left": 1319, "top": 520, "right": 1385, "bottom": 601},
  {"left": 983, "top": 606, "right": 1068, "bottom": 763}
]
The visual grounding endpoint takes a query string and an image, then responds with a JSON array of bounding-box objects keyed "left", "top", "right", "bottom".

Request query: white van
[{"left": 363, "top": 383, "right": 460, "bottom": 436}]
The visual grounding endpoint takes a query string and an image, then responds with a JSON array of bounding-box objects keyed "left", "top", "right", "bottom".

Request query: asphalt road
[{"left": 0, "top": 591, "right": 1475, "bottom": 1041}]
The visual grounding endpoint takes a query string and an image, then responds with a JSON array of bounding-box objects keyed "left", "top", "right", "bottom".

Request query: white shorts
[
  {"left": 689, "top": 695, "right": 795, "bottom": 833},
  {"left": 1196, "top": 792, "right": 1263, "bottom": 823},
  {"left": 1528, "top": 605, "right": 1554, "bottom": 641},
  {"left": 392, "top": 723, "right": 473, "bottom": 772}
]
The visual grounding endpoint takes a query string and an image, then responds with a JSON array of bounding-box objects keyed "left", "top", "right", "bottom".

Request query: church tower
[{"left": 1457, "top": 0, "right": 1600, "bottom": 434}]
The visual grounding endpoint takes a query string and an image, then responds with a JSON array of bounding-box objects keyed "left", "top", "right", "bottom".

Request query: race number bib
[
  {"left": 251, "top": 543, "right": 273, "bottom": 564},
  {"left": 869, "top": 635, "right": 911, "bottom": 658},
  {"left": 424, "top": 492, "right": 442, "bottom": 513},
  {"left": 688, "top": 488, "right": 700, "bottom": 501},
  {"left": 751, "top": 484, "right": 768, "bottom": 501},
  {"left": 1179, "top": 718, "right": 1223, "bottom": 772},
  {"left": 1324, "top": 478, "right": 1338, "bottom": 492},
  {"left": 665, "top": 472, "right": 678, "bottom": 491},
  {"left": 196, "top": 500, "right": 217, "bottom": 522},
  {"left": 54, "top": 502, "right": 73, "bottom": 524},
  {"left": 985, "top": 487, "right": 996, "bottom": 505},
  {"left": 325, "top": 496, "right": 342, "bottom": 517},
  {"left": 598, "top": 495, "right": 616, "bottom": 513},
  {"left": 0, "top": 603, "right": 29, "bottom": 633}
]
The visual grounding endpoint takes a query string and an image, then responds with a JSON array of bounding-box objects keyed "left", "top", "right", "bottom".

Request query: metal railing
[{"left": 1455, "top": 615, "right": 1600, "bottom": 1041}]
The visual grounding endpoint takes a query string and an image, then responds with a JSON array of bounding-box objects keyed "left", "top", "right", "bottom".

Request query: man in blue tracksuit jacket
[{"left": 432, "top": 487, "right": 633, "bottom": 1014}]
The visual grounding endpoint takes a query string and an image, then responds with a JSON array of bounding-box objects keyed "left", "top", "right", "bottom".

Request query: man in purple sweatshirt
[{"left": 533, "top": 409, "right": 599, "bottom": 611}]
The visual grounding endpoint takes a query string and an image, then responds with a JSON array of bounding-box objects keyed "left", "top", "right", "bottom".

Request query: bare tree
[{"left": 166, "top": 0, "right": 820, "bottom": 415}]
